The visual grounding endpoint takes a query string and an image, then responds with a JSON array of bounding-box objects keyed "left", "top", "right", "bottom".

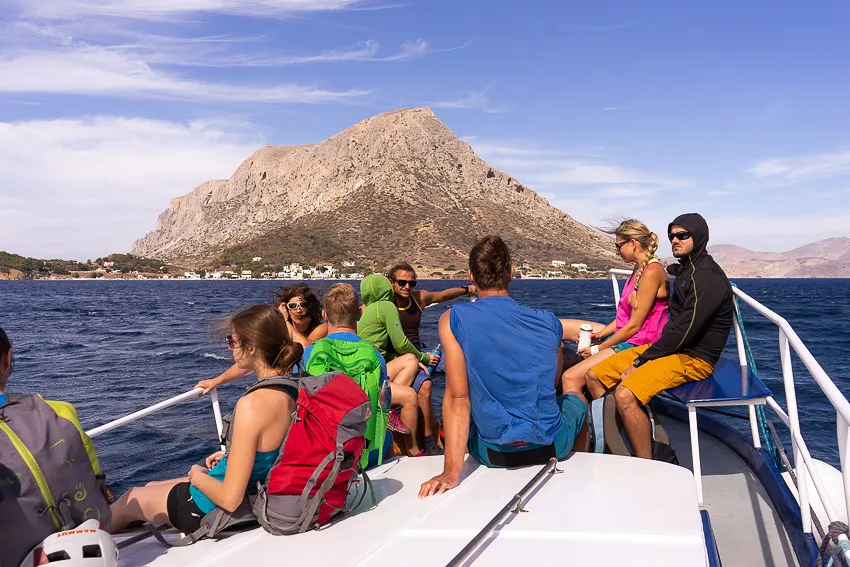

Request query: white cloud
[
  {"left": 430, "top": 90, "right": 507, "bottom": 114},
  {"left": 0, "top": 47, "right": 370, "bottom": 102},
  {"left": 13, "top": 0, "right": 374, "bottom": 20},
  {"left": 749, "top": 150, "right": 850, "bottom": 183},
  {"left": 0, "top": 116, "right": 261, "bottom": 259}
]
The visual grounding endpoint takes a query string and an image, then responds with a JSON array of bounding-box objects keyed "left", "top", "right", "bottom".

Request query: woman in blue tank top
[{"left": 111, "top": 304, "right": 303, "bottom": 534}]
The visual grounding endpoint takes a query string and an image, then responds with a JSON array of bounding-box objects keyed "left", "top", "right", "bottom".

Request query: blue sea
[{"left": 1, "top": 278, "right": 848, "bottom": 494}]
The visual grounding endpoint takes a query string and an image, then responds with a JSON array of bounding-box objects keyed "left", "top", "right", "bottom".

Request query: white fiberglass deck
[{"left": 117, "top": 453, "right": 707, "bottom": 567}]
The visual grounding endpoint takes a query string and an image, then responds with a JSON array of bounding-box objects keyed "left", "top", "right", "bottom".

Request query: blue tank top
[
  {"left": 190, "top": 450, "right": 279, "bottom": 514},
  {"left": 449, "top": 296, "right": 566, "bottom": 446}
]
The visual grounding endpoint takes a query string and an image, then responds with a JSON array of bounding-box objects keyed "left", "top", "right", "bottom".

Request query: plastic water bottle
[
  {"left": 379, "top": 377, "right": 392, "bottom": 412},
  {"left": 426, "top": 344, "right": 442, "bottom": 375},
  {"left": 577, "top": 324, "right": 593, "bottom": 353}
]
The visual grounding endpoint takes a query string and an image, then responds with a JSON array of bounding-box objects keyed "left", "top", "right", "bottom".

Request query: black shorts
[{"left": 166, "top": 482, "right": 206, "bottom": 534}]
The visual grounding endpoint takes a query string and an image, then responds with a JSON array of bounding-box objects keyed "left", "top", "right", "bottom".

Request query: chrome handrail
[
  {"left": 609, "top": 268, "right": 850, "bottom": 556},
  {"left": 86, "top": 387, "right": 224, "bottom": 451}
]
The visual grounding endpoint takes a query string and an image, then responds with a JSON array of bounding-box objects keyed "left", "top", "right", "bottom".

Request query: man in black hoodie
[{"left": 586, "top": 213, "right": 734, "bottom": 458}]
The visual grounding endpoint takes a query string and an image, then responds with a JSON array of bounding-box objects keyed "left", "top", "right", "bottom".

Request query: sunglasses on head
[
  {"left": 668, "top": 230, "right": 693, "bottom": 242},
  {"left": 394, "top": 279, "right": 417, "bottom": 288},
  {"left": 614, "top": 240, "right": 631, "bottom": 252},
  {"left": 286, "top": 301, "right": 309, "bottom": 310}
]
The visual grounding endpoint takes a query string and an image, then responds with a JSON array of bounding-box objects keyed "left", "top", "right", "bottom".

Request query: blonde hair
[
  {"left": 323, "top": 283, "right": 360, "bottom": 328},
  {"left": 605, "top": 219, "right": 660, "bottom": 309}
]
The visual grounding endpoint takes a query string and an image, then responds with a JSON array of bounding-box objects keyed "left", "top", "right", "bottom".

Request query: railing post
[
  {"left": 610, "top": 273, "right": 621, "bottom": 305},
  {"left": 781, "top": 329, "right": 811, "bottom": 533},
  {"left": 210, "top": 388, "right": 225, "bottom": 451},
  {"left": 838, "top": 414, "right": 850, "bottom": 524}
]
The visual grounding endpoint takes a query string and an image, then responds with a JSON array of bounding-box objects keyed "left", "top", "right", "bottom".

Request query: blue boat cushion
[{"left": 664, "top": 357, "right": 772, "bottom": 405}]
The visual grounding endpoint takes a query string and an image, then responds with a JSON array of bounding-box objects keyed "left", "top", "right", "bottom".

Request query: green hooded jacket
[{"left": 358, "top": 274, "right": 429, "bottom": 364}]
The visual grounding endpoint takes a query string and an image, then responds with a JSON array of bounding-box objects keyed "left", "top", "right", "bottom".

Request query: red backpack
[{"left": 168, "top": 372, "right": 373, "bottom": 545}]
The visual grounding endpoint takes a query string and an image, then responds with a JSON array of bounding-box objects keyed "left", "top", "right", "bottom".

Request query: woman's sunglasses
[
  {"left": 286, "top": 301, "right": 309, "bottom": 310},
  {"left": 614, "top": 240, "right": 631, "bottom": 252},
  {"left": 394, "top": 279, "right": 417, "bottom": 288},
  {"left": 225, "top": 334, "right": 237, "bottom": 349},
  {"left": 668, "top": 230, "right": 693, "bottom": 242}
]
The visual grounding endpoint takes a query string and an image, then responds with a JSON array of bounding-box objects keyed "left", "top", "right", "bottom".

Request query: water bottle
[
  {"left": 379, "top": 377, "right": 392, "bottom": 413},
  {"left": 426, "top": 344, "right": 442, "bottom": 375},
  {"left": 577, "top": 324, "right": 593, "bottom": 353}
]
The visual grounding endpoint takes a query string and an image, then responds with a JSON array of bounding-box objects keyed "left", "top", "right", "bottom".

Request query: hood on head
[
  {"left": 669, "top": 213, "right": 709, "bottom": 261},
  {"left": 360, "top": 274, "right": 394, "bottom": 305}
]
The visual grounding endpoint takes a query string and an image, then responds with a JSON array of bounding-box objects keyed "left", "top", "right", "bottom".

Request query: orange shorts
[{"left": 589, "top": 344, "right": 714, "bottom": 405}]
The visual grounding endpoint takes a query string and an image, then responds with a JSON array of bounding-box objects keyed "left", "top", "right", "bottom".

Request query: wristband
[
  {"left": 590, "top": 345, "right": 599, "bottom": 356},
  {"left": 462, "top": 285, "right": 470, "bottom": 295}
]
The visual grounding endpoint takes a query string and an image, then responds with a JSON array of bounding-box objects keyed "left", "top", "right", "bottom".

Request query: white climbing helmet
[{"left": 19, "top": 519, "right": 118, "bottom": 567}]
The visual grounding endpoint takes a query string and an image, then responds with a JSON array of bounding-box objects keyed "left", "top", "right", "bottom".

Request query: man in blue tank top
[{"left": 419, "top": 236, "right": 588, "bottom": 498}]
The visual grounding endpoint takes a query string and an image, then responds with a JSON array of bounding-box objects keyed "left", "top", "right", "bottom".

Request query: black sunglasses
[
  {"left": 394, "top": 279, "right": 417, "bottom": 288},
  {"left": 614, "top": 240, "right": 631, "bottom": 252},
  {"left": 225, "top": 334, "right": 237, "bottom": 349},
  {"left": 668, "top": 230, "right": 693, "bottom": 242},
  {"left": 286, "top": 301, "right": 309, "bottom": 310}
]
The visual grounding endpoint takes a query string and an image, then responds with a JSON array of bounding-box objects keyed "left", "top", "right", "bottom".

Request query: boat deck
[{"left": 663, "top": 417, "right": 798, "bottom": 567}]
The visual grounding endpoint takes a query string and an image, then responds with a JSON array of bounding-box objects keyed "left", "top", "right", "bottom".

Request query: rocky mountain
[
  {"left": 705, "top": 238, "right": 850, "bottom": 278},
  {"left": 132, "top": 107, "right": 622, "bottom": 271}
]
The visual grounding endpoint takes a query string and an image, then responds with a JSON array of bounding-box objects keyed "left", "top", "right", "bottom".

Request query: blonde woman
[{"left": 560, "top": 219, "right": 669, "bottom": 395}]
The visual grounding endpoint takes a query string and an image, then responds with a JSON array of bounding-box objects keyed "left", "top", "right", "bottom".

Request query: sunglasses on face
[
  {"left": 614, "top": 240, "right": 630, "bottom": 252},
  {"left": 225, "top": 334, "right": 238, "bottom": 349},
  {"left": 394, "top": 279, "right": 417, "bottom": 288},
  {"left": 286, "top": 301, "right": 309, "bottom": 310},
  {"left": 668, "top": 230, "right": 693, "bottom": 242}
]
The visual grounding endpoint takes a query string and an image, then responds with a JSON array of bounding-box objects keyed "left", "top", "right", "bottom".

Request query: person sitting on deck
[
  {"left": 111, "top": 304, "right": 303, "bottom": 534},
  {"left": 358, "top": 274, "right": 440, "bottom": 456},
  {"left": 387, "top": 262, "right": 477, "bottom": 456},
  {"left": 195, "top": 283, "right": 327, "bottom": 395},
  {"left": 585, "top": 213, "right": 734, "bottom": 459},
  {"left": 301, "top": 283, "right": 418, "bottom": 463},
  {"left": 560, "top": 219, "right": 669, "bottom": 397},
  {"left": 419, "top": 236, "right": 589, "bottom": 498}
]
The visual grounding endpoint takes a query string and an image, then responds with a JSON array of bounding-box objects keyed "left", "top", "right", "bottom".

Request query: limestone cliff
[{"left": 132, "top": 107, "right": 621, "bottom": 269}]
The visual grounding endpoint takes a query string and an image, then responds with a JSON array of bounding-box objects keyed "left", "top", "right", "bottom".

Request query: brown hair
[
  {"left": 323, "top": 283, "right": 360, "bottom": 329},
  {"left": 271, "top": 283, "right": 323, "bottom": 328},
  {"left": 605, "top": 218, "right": 661, "bottom": 309},
  {"left": 222, "top": 305, "right": 303, "bottom": 375},
  {"left": 387, "top": 262, "right": 417, "bottom": 281},
  {"left": 0, "top": 327, "right": 11, "bottom": 384},
  {"left": 469, "top": 235, "right": 512, "bottom": 291}
]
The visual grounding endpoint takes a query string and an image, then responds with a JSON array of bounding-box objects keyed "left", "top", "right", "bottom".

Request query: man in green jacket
[{"left": 359, "top": 274, "right": 442, "bottom": 455}]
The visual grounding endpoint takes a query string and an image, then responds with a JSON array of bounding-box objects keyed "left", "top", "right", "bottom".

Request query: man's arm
[
  {"left": 380, "top": 303, "right": 429, "bottom": 364},
  {"left": 420, "top": 286, "right": 476, "bottom": 306},
  {"left": 418, "top": 310, "right": 470, "bottom": 499},
  {"left": 636, "top": 269, "right": 729, "bottom": 363}
]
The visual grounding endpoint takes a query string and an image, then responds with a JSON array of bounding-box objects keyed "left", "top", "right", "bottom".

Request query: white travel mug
[{"left": 577, "top": 324, "right": 593, "bottom": 352}]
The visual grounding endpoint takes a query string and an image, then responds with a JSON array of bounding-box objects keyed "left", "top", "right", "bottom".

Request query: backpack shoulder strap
[{"left": 244, "top": 376, "right": 300, "bottom": 397}]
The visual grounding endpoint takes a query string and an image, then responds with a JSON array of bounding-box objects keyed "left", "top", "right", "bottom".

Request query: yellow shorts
[{"left": 589, "top": 344, "right": 714, "bottom": 405}]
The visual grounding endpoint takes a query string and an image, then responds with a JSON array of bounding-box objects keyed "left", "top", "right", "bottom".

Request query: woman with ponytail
[
  {"left": 111, "top": 305, "right": 303, "bottom": 534},
  {"left": 560, "top": 219, "right": 669, "bottom": 396}
]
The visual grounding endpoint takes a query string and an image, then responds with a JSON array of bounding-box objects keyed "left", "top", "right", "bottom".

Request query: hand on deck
[
  {"left": 418, "top": 472, "right": 460, "bottom": 499},
  {"left": 205, "top": 450, "right": 226, "bottom": 469}
]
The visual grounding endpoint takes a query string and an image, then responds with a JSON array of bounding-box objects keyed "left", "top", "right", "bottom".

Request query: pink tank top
[{"left": 615, "top": 259, "right": 669, "bottom": 346}]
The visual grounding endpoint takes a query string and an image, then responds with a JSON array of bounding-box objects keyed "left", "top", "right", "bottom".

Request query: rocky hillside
[
  {"left": 706, "top": 238, "right": 850, "bottom": 278},
  {"left": 132, "top": 107, "right": 622, "bottom": 270}
]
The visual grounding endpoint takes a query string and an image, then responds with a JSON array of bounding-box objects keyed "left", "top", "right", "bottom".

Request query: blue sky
[{"left": 1, "top": 0, "right": 849, "bottom": 260}]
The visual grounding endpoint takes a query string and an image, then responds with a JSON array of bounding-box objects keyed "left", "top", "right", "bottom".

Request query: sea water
[{"left": 1, "top": 278, "right": 848, "bottom": 494}]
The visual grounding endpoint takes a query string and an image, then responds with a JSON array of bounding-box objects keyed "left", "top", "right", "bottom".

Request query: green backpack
[{"left": 304, "top": 338, "right": 389, "bottom": 468}]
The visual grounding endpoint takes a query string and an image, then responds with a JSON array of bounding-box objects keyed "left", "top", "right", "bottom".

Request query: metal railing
[
  {"left": 86, "top": 387, "right": 225, "bottom": 451},
  {"left": 609, "top": 268, "right": 850, "bottom": 557}
]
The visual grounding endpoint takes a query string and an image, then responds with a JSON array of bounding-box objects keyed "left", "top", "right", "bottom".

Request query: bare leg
[
  {"left": 387, "top": 353, "right": 419, "bottom": 387},
  {"left": 573, "top": 418, "right": 590, "bottom": 453},
  {"left": 417, "top": 379, "right": 437, "bottom": 439},
  {"left": 391, "top": 383, "right": 421, "bottom": 455},
  {"left": 614, "top": 387, "right": 652, "bottom": 459},
  {"left": 560, "top": 319, "right": 605, "bottom": 343},
  {"left": 561, "top": 348, "right": 617, "bottom": 397},
  {"left": 110, "top": 478, "right": 184, "bottom": 533},
  {"left": 585, "top": 368, "right": 609, "bottom": 400}
]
